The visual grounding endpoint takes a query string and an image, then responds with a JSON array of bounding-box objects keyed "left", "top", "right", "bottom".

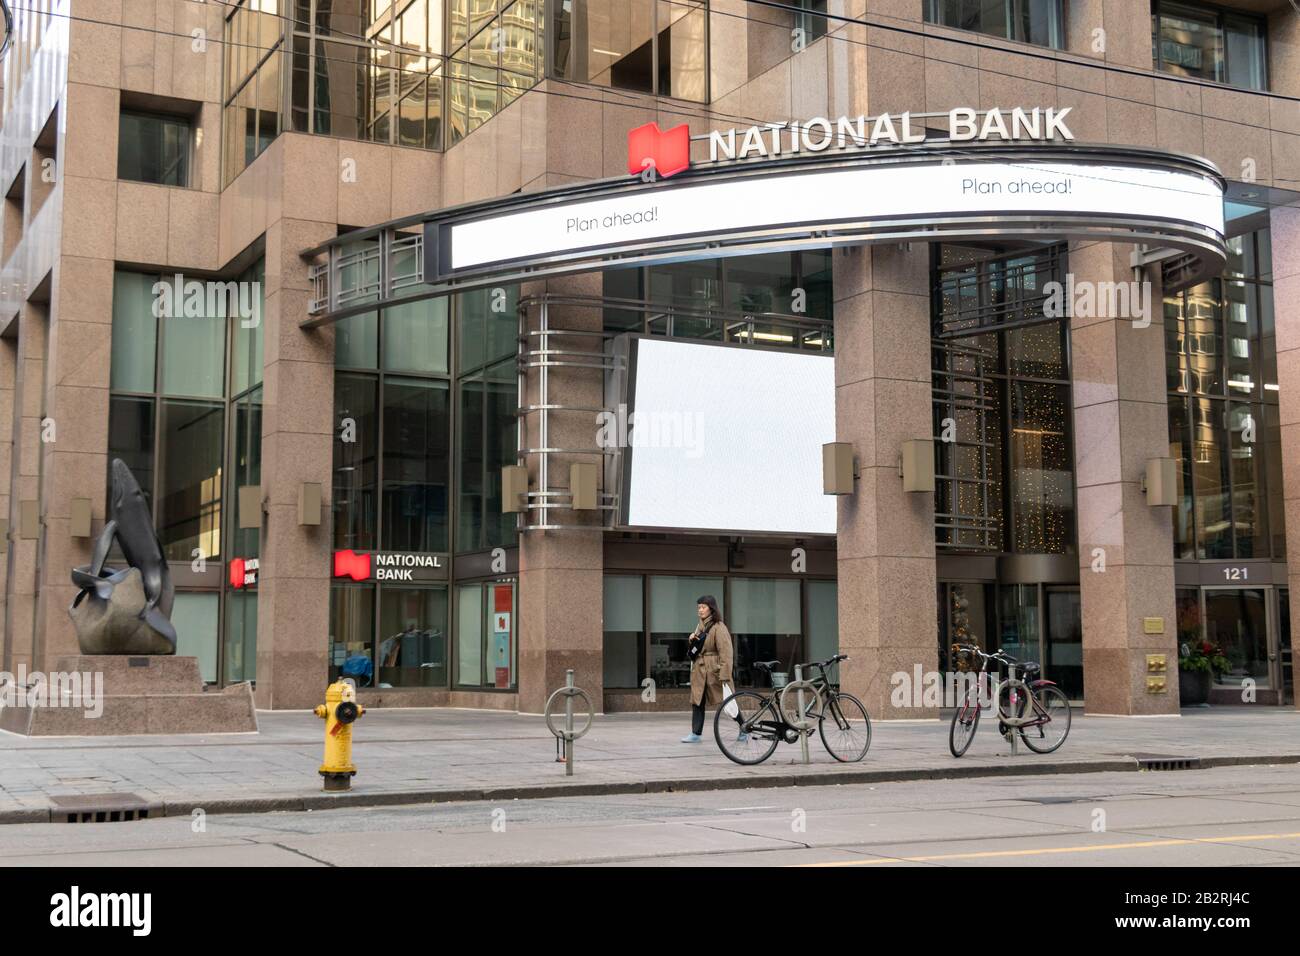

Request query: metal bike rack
[
  {"left": 778, "top": 665, "right": 820, "bottom": 765},
  {"left": 543, "top": 669, "right": 593, "bottom": 776}
]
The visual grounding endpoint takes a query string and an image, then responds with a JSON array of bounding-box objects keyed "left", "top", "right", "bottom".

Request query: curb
[{"left": 5, "top": 751, "right": 1300, "bottom": 825}]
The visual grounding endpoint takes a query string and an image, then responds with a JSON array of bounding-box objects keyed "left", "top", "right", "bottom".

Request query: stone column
[
  {"left": 254, "top": 218, "right": 337, "bottom": 710},
  {"left": 5, "top": 304, "right": 48, "bottom": 674},
  {"left": 0, "top": 336, "right": 14, "bottom": 671},
  {"left": 832, "top": 244, "right": 939, "bottom": 719},
  {"left": 1273, "top": 205, "right": 1300, "bottom": 709},
  {"left": 1069, "top": 240, "right": 1179, "bottom": 715},
  {"left": 515, "top": 272, "right": 605, "bottom": 714}
]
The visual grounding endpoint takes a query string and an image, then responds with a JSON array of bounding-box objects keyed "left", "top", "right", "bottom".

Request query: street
[{"left": 3, "top": 763, "right": 1300, "bottom": 867}]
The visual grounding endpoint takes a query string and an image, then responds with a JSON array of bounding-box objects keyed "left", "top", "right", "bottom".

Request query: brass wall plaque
[
  {"left": 1146, "top": 676, "right": 1167, "bottom": 693},
  {"left": 1142, "top": 617, "right": 1165, "bottom": 634},
  {"left": 1146, "top": 654, "right": 1167, "bottom": 672}
]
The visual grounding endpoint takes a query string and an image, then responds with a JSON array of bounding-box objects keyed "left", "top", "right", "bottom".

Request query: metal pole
[
  {"left": 795, "top": 665, "right": 809, "bottom": 765},
  {"left": 564, "top": 668, "right": 575, "bottom": 776}
]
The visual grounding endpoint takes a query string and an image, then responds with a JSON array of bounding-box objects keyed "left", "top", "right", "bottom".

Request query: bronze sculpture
[{"left": 69, "top": 458, "right": 176, "bottom": 654}]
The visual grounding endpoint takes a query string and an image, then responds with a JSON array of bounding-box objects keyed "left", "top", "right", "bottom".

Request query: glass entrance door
[
  {"left": 1044, "top": 587, "right": 1083, "bottom": 700},
  {"left": 1204, "top": 587, "right": 1270, "bottom": 692}
]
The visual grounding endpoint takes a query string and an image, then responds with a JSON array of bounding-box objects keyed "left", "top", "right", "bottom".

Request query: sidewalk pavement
[{"left": 1, "top": 705, "right": 1298, "bottom": 823}]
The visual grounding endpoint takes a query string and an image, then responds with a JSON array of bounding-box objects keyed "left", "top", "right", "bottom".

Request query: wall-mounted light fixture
[
  {"left": 298, "top": 482, "right": 322, "bottom": 526},
  {"left": 822, "top": 442, "right": 857, "bottom": 495},
  {"left": 70, "top": 498, "right": 92, "bottom": 538},
  {"left": 1141, "top": 458, "right": 1177, "bottom": 506},
  {"left": 570, "top": 462, "right": 597, "bottom": 511},
  {"left": 899, "top": 439, "right": 935, "bottom": 493},
  {"left": 238, "top": 485, "right": 262, "bottom": 529},
  {"left": 501, "top": 465, "right": 528, "bottom": 513}
]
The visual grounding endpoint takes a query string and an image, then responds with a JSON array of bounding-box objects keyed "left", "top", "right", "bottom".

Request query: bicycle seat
[
  {"left": 1019, "top": 662, "right": 1041, "bottom": 679},
  {"left": 754, "top": 661, "right": 782, "bottom": 672}
]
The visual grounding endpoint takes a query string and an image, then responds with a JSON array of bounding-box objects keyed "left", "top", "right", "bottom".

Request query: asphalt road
[{"left": 3, "top": 764, "right": 1300, "bottom": 867}]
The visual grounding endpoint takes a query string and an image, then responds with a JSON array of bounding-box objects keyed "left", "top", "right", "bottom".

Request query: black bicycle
[{"left": 714, "top": 654, "right": 872, "bottom": 765}]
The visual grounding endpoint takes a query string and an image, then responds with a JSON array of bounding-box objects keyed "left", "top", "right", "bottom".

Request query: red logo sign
[
  {"left": 333, "top": 549, "right": 371, "bottom": 581},
  {"left": 627, "top": 122, "right": 690, "bottom": 178},
  {"left": 229, "top": 557, "right": 259, "bottom": 589}
]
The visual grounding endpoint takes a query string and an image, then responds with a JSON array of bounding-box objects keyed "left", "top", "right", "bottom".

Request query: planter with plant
[{"left": 1178, "top": 639, "right": 1230, "bottom": 706}]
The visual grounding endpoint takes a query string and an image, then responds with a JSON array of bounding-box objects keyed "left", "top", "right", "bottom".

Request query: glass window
[
  {"left": 927, "top": 0, "right": 1063, "bottom": 49},
  {"left": 1153, "top": 1, "right": 1267, "bottom": 91},
  {"left": 381, "top": 377, "right": 450, "bottom": 552},
  {"left": 231, "top": 387, "right": 263, "bottom": 558},
  {"left": 455, "top": 583, "right": 483, "bottom": 685},
  {"left": 1168, "top": 399, "right": 1195, "bottom": 559},
  {"left": 1191, "top": 397, "right": 1231, "bottom": 559},
  {"left": 379, "top": 585, "right": 449, "bottom": 687},
  {"left": 334, "top": 373, "right": 379, "bottom": 551},
  {"left": 457, "top": 358, "right": 518, "bottom": 552},
  {"left": 456, "top": 286, "right": 517, "bottom": 372},
  {"left": 551, "top": 0, "right": 707, "bottom": 100},
  {"left": 118, "top": 112, "right": 192, "bottom": 186},
  {"left": 805, "top": 579, "right": 837, "bottom": 668},
  {"left": 383, "top": 297, "right": 449, "bottom": 374},
  {"left": 161, "top": 309, "right": 227, "bottom": 399},
  {"left": 225, "top": 589, "right": 258, "bottom": 684},
  {"left": 648, "top": 575, "right": 722, "bottom": 689},
  {"left": 729, "top": 578, "right": 801, "bottom": 687},
  {"left": 110, "top": 272, "right": 158, "bottom": 392},
  {"left": 107, "top": 396, "right": 155, "bottom": 514},
  {"left": 1009, "top": 381, "right": 1074, "bottom": 554},
  {"left": 231, "top": 262, "right": 265, "bottom": 394},
  {"left": 603, "top": 575, "right": 643, "bottom": 689},
  {"left": 330, "top": 584, "right": 376, "bottom": 685},
  {"left": 173, "top": 592, "right": 220, "bottom": 683},
  {"left": 158, "top": 400, "right": 224, "bottom": 561},
  {"left": 314, "top": 40, "right": 368, "bottom": 139},
  {"left": 1228, "top": 402, "right": 1265, "bottom": 558},
  {"left": 454, "top": 581, "right": 515, "bottom": 687}
]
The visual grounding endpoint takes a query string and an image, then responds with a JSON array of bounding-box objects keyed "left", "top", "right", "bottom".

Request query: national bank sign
[
  {"left": 416, "top": 104, "right": 1226, "bottom": 302},
  {"left": 628, "top": 107, "right": 1077, "bottom": 177}
]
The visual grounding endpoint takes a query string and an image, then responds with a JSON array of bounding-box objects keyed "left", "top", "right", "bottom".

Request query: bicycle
[
  {"left": 714, "top": 654, "right": 872, "bottom": 765},
  {"left": 948, "top": 643, "right": 1071, "bottom": 757}
]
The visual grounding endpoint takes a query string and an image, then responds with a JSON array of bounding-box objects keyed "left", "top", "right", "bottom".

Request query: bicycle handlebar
[
  {"left": 795, "top": 654, "right": 849, "bottom": 674},
  {"left": 952, "top": 643, "right": 1018, "bottom": 666}
]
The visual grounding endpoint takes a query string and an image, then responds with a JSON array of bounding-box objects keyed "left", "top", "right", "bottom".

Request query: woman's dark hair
[{"left": 696, "top": 595, "right": 723, "bottom": 626}]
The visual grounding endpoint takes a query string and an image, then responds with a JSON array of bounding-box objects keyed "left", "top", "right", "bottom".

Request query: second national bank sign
[{"left": 422, "top": 106, "right": 1226, "bottom": 291}]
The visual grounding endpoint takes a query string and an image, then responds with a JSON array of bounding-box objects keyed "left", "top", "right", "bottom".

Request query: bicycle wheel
[
  {"left": 714, "top": 692, "right": 781, "bottom": 765},
  {"left": 948, "top": 688, "right": 981, "bottom": 757},
  {"left": 818, "top": 692, "right": 872, "bottom": 762},
  {"left": 1019, "top": 685, "right": 1072, "bottom": 754}
]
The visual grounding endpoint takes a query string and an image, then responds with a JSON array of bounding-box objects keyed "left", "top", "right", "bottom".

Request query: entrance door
[
  {"left": 1204, "top": 587, "right": 1270, "bottom": 695},
  {"left": 1044, "top": 587, "right": 1083, "bottom": 701}
]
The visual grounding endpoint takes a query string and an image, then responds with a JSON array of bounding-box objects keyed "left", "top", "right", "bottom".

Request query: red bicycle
[{"left": 948, "top": 643, "right": 1071, "bottom": 757}]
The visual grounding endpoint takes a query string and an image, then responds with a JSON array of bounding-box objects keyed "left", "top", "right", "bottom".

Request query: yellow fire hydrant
[{"left": 314, "top": 680, "right": 364, "bottom": 792}]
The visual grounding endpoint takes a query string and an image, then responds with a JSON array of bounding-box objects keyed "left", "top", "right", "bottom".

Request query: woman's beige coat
[{"left": 688, "top": 621, "right": 734, "bottom": 707}]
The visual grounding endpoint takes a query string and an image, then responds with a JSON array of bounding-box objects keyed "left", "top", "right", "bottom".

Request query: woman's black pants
[{"left": 691, "top": 693, "right": 706, "bottom": 736}]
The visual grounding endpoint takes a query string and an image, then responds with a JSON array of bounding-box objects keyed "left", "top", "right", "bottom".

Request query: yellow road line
[{"left": 798, "top": 831, "right": 1300, "bottom": 866}]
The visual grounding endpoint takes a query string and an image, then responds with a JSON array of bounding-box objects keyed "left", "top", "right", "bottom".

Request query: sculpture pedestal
[{"left": 0, "top": 656, "right": 258, "bottom": 736}]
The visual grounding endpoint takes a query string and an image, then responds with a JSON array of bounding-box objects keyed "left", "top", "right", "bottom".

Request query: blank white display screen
[
  {"left": 624, "top": 338, "right": 836, "bottom": 535},
  {"left": 449, "top": 160, "right": 1224, "bottom": 272}
]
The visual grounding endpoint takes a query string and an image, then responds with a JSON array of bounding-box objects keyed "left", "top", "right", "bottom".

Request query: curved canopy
[{"left": 303, "top": 141, "right": 1226, "bottom": 327}]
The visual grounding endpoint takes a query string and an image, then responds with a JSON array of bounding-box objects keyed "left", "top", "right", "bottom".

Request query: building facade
[{"left": 0, "top": 0, "right": 1297, "bottom": 717}]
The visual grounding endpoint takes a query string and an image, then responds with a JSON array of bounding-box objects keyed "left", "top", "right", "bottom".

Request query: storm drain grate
[
  {"left": 1132, "top": 754, "right": 1201, "bottom": 771},
  {"left": 50, "top": 793, "right": 156, "bottom": 823}
]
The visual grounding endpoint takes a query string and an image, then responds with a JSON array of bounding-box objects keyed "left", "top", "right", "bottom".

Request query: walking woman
[{"left": 681, "top": 595, "right": 734, "bottom": 743}]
